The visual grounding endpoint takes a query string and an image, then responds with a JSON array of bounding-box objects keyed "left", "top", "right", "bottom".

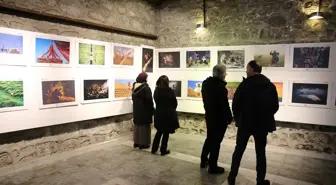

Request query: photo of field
[
  {"left": 113, "top": 46, "right": 134, "bottom": 66},
  {"left": 42, "top": 80, "right": 76, "bottom": 105},
  {"left": 0, "top": 80, "right": 24, "bottom": 108},
  {"left": 187, "top": 80, "right": 202, "bottom": 98},
  {"left": 0, "top": 32, "right": 23, "bottom": 54},
  {"left": 79, "top": 43, "right": 105, "bottom": 65},
  {"left": 254, "top": 46, "right": 285, "bottom": 67},
  {"left": 227, "top": 82, "right": 241, "bottom": 100},
  {"left": 35, "top": 38, "right": 70, "bottom": 64},
  {"left": 114, "top": 79, "right": 135, "bottom": 98},
  {"left": 273, "top": 82, "right": 283, "bottom": 102}
]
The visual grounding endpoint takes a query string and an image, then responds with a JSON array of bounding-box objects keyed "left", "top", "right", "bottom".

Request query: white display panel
[
  {"left": 216, "top": 46, "right": 250, "bottom": 72},
  {"left": 252, "top": 44, "right": 290, "bottom": 71}
]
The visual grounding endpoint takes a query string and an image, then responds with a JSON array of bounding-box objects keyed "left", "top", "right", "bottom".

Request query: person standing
[
  {"left": 132, "top": 72, "right": 154, "bottom": 149},
  {"left": 151, "top": 75, "right": 179, "bottom": 156},
  {"left": 228, "top": 60, "right": 279, "bottom": 185},
  {"left": 200, "top": 64, "right": 233, "bottom": 174}
]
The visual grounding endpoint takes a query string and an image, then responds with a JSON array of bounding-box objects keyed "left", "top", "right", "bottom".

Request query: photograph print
[
  {"left": 0, "top": 80, "right": 24, "bottom": 109},
  {"left": 42, "top": 80, "right": 76, "bottom": 105},
  {"left": 218, "top": 50, "right": 245, "bottom": 69},
  {"left": 187, "top": 80, "right": 202, "bottom": 98},
  {"left": 114, "top": 79, "right": 135, "bottom": 98},
  {"left": 83, "top": 79, "right": 109, "bottom": 101},
  {"left": 186, "top": 50, "right": 211, "bottom": 68},
  {"left": 79, "top": 43, "right": 105, "bottom": 66},
  {"left": 291, "top": 82, "right": 329, "bottom": 105},
  {"left": 293, "top": 46, "right": 330, "bottom": 69},
  {"left": 227, "top": 82, "right": 241, "bottom": 101},
  {"left": 158, "top": 52, "right": 180, "bottom": 68},
  {"left": 142, "top": 47, "right": 154, "bottom": 72},
  {"left": 0, "top": 32, "right": 23, "bottom": 54},
  {"left": 169, "top": 80, "right": 182, "bottom": 97},
  {"left": 254, "top": 45, "right": 285, "bottom": 67},
  {"left": 35, "top": 38, "right": 70, "bottom": 64},
  {"left": 273, "top": 82, "right": 283, "bottom": 103},
  {"left": 113, "top": 45, "right": 134, "bottom": 66}
]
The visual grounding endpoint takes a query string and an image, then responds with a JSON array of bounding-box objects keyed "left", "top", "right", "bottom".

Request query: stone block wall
[{"left": 177, "top": 113, "right": 336, "bottom": 155}]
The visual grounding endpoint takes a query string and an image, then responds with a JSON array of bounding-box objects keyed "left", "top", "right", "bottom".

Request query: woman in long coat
[
  {"left": 132, "top": 72, "right": 154, "bottom": 149},
  {"left": 151, "top": 75, "right": 179, "bottom": 156}
]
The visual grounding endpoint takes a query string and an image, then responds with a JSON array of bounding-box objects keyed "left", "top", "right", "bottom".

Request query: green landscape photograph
[
  {"left": 0, "top": 80, "right": 24, "bottom": 108},
  {"left": 79, "top": 43, "right": 105, "bottom": 65}
]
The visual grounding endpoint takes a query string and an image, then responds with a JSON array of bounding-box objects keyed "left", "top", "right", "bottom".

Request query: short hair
[
  {"left": 248, "top": 60, "right": 262, "bottom": 73},
  {"left": 212, "top": 64, "right": 226, "bottom": 78},
  {"left": 156, "top": 75, "right": 169, "bottom": 88}
]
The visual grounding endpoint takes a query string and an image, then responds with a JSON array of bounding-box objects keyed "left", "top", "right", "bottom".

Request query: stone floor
[{"left": 0, "top": 133, "right": 335, "bottom": 185}]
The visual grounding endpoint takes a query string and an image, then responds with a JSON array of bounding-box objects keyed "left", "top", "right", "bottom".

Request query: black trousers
[
  {"left": 152, "top": 131, "right": 169, "bottom": 152},
  {"left": 201, "top": 125, "right": 227, "bottom": 167},
  {"left": 229, "top": 128, "right": 268, "bottom": 182}
]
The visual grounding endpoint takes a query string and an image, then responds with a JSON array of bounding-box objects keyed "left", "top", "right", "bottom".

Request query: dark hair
[
  {"left": 248, "top": 60, "right": 262, "bottom": 73},
  {"left": 156, "top": 75, "right": 169, "bottom": 88}
]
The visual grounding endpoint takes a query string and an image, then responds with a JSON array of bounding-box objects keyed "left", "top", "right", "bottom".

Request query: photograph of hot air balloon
[
  {"left": 35, "top": 37, "right": 70, "bottom": 65},
  {"left": 113, "top": 45, "right": 134, "bottom": 66}
]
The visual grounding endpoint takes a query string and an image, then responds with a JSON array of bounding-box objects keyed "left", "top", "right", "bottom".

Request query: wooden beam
[{"left": 0, "top": 4, "right": 158, "bottom": 40}]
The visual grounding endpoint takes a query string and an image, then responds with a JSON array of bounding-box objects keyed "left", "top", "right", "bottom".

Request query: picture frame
[
  {"left": 32, "top": 34, "right": 74, "bottom": 68},
  {"left": 186, "top": 80, "right": 203, "bottom": 101},
  {"left": 39, "top": 78, "right": 78, "bottom": 109},
  {"left": 288, "top": 80, "right": 332, "bottom": 109},
  {"left": 332, "top": 83, "right": 336, "bottom": 110},
  {"left": 81, "top": 76, "right": 111, "bottom": 104},
  {"left": 252, "top": 44, "right": 289, "bottom": 70},
  {"left": 0, "top": 77, "right": 27, "bottom": 113},
  {"left": 271, "top": 80, "right": 288, "bottom": 106},
  {"left": 141, "top": 45, "right": 155, "bottom": 73},
  {"left": 216, "top": 46, "right": 249, "bottom": 72},
  {"left": 168, "top": 79, "right": 184, "bottom": 100},
  {"left": 226, "top": 81, "right": 242, "bottom": 103},
  {"left": 112, "top": 43, "right": 136, "bottom": 68},
  {"left": 75, "top": 38, "right": 109, "bottom": 68},
  {"left": 185, "top": 47, "right": 213, "bottom": 71},
  {"left": 156, "top": 48, "right": 182, "bottom": 70},
  {"left": 113, "top": 78, "right": 135, "bottom": 100}
]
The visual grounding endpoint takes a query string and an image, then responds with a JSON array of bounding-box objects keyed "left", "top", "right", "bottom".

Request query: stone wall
[
  {"left": 177, "top": 113, "right": 336, "bottom": 155},
  {"left": 0, "top": 114, "right": 133, "bottom": 168},
  {"left": 157, "top": 0, "right": 336, "bottom": 47}
]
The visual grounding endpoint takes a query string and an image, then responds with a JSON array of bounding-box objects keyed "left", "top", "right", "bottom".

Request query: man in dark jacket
[
  {"left": 228, "top": 60, "right": 279, "bottom": 185},
  {"left": 200, "top": 64, "right": 233, "bottom": 174}
]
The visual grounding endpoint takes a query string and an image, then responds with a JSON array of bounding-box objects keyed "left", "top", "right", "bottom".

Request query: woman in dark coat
[
  {"left": 132, "top": 72, "right": 154, "bottom": 149},
  {"left": 151, "top": 75, "right": 179, "bottom": 156}
]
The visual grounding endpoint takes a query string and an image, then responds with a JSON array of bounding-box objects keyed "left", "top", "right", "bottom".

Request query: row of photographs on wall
[
  {"left": 0, "top": 78, "right": 335, "bottom": 113},
  {"left": 0, "top": 29, "right": 334, "bottom": 73}
]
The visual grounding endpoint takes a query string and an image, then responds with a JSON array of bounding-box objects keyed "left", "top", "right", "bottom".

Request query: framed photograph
[
  {"left": 217, "top": 46, "right": 248, "bottom": 71},
  {"left": 81, "top": 78, "right": 110, "bottom": 104},
  {"left": 332, "top": 83, "right": 336, "bottom": 110},
  {"left": 272, "top": 81, "right": 285, "bottom": 105},
  {"left": 169, "top": 80, "right": 183, "bottom": 99},
  {"left": 0, "top": 78, "right": 26, "bottom": 113},
  {"left": 290, "top": 43, "right": 332, "bottom": 71},
  {"left": 186, "top": 80, "right": 203, "bottom": 100},
  {"left": 112, "top": 43, "right": 135, "bottom": 67},
  {"left": 157, "top": 51, "right": 181, "bottom": 69},
  {"left": 141, "top": 45, "right": 154, "bottom": 73},
  {"left": 186, "top": 50, "right": 211, "bottom": 69},
  {"left": 76, "top": 39, "right": 108, "bottom": 68},
  {"left": 253, "top": 44, "right": 289, "bottom": 70},
  {"left": 0, "top": 28, "right": 29, "bottom": 66},
  {"left": 33, "top": 34, "right": 73, "bottom": 68},
  {"left": 39, "top": 79, "right": 78, "bottom": 109},
  {"left": 113, "top": 79, "right": 135, "bottom": 100},
  {"left": 288, "top": 81, "right": 332, "bottom": 109},
  {"left": 227, "top": 81, "right": 241, "bottom": 102}
]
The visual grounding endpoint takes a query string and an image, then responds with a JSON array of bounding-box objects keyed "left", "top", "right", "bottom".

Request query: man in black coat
[
  {"left": 200, "top": 64, "right": 233, "bottom": 174},
  {"left": 228, "top": 60, "right": 279, "bottom": 185}
]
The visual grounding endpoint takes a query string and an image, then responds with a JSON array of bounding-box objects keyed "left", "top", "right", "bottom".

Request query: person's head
[
  {"left": 136, "top": 72, "right": 148, "bottom": 83},
  {"left": 156, "top": 75, "right": 169, "bottom": 88},
  {"left": 212, "top": 64, "right": 227, "bottom": 81},
  {"left": 246, "top": 60, "right": 262, "bottom": 77}
]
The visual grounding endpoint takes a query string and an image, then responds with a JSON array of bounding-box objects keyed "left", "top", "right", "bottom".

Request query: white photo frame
[
  {"left": 332, "top": 83, "right": 336, "bottom": 110},
  {"left": 216, "top": 46, "right": 250, "bottom": 72},
  {"left": 288, "top": 80, "right": 332, "bottom": 109},
  {"left": 168, "top": 79, "right": 184, "bottom": 100},
  {"left": 32, "top": 34, "right": 74, "bottom": 68},
  {"left": 289, "top": 42, "right": 333, "bottom": 72},
  {"left": 156, "top": 48, "right": 182, "bottom": 71},
  {"left": 39, "top": 78, "right": 78, "bottom": 109},
  {"left": 184, "top": 47, "right": 213, "bottom": 71},
  {"left": 141, "top": 45, "right": 155, "bottom": 73},
  {"left": 0, "top": 77, "right": 27, "bottom": 113},
  {"left": 270, "top": 80, "right": 288, "bottom": 106},
  {"left": 111, "top": 43, "right": 136, "bottom": 69},
  {"left": 75, "top": 38, "right": 109, "bottom": 68},
  {"left": 81, "top": 77, "right": 111, "bottom": 104},
  {"left": 113, "top": 78, "right": 135, "bottom": 101},
  {"left": 0, "top": 27, "right": 31, "bottom": 66},
  {"left": 185, "top": 79, "right": 203, "bottom": 101},
  {"left": 252, "top": 44, "right": 290, "bottom": 71}
]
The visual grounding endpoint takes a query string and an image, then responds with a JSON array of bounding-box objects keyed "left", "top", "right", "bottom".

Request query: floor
[{"left": 0, "top": 133, "right": 335, "bottom": 185}]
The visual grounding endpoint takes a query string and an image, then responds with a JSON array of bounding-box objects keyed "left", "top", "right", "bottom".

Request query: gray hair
[{"left": 212, "top": 64, "right": 227, "bottom": 78}]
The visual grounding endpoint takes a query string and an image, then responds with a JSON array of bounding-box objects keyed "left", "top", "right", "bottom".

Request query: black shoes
[
  {"left": 160, "top": 150, "right": 170, "bottom": 156},
  {"left": 257, "top": 180, "right": 270, "bottom": 185},
  {"left": 133, "top": 144, "right": 150, "bottom": 150},
  {"left": 208, "top": 166, "right": 225, "bottom": 174},
  {"left": 133, "top": 144, "right": 139, "bottom": 148},
  {"left": 200, "top": 160, "right": 209, "bottom": 168}
]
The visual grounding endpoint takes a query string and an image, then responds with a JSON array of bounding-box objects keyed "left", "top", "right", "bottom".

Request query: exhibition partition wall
[{"left": 0, "top": 27, "right": 335, "bottom": 134}]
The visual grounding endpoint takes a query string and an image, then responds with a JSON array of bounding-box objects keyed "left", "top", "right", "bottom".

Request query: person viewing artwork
[
  {"left": 131, "top": 72, "right": 154, "bottom": 149},
  {"left": 151, "top": 75, "right": 180, "bottom": 156},
  {"left": 228, "top": 60, "right": 279, "bottom": 185}
]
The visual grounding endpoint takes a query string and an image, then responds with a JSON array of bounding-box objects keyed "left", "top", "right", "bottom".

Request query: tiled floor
[{"left": 0, "top": 133, "right": 334, "bottom": 185}]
